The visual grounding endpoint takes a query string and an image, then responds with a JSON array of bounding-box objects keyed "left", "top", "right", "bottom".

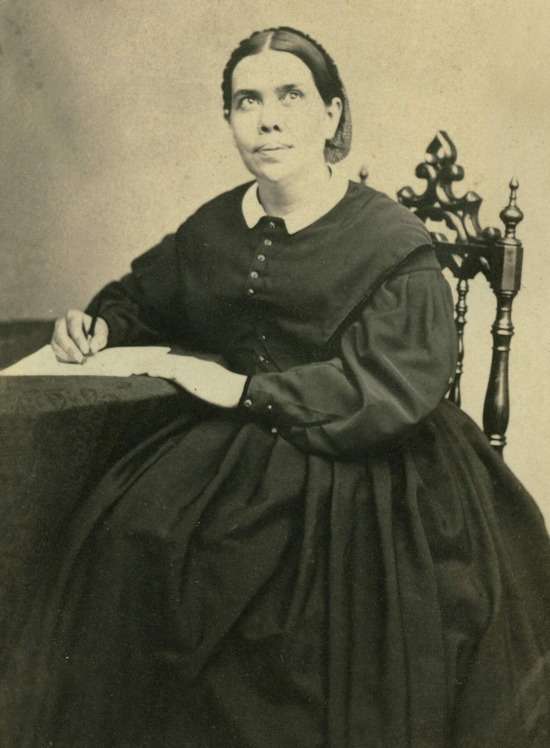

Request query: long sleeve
[
  {"left": 85, "top": 233, "right": 180, "bottom": 347},
  {"left": 243, "top": 255, "right": 458, "bottom": 458}
]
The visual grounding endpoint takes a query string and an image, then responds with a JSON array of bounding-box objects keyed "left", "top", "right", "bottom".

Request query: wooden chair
[{"left": 360, "top": 131, "right": 524, "bottom": 455}]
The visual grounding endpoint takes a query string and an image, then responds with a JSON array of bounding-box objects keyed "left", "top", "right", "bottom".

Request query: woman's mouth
[
  {"left": 254, "top": 145, "right": 294, "bottom": 162},
  {"left": 255, "top": 144, "right": 293, "bottom": 152}
]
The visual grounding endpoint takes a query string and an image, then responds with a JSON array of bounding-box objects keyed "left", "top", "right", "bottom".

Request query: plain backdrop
[{"left": 1, "top": 0, "right": 549, "bottom": 521}]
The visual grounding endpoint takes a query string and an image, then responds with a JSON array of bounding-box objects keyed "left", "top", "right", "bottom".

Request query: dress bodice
[{"left": 87, "top": 180, "right": 457, "bottom": 457}]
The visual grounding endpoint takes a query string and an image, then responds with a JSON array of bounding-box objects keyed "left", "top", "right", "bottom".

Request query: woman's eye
[
  {"left": 282, "top": 90, "right": 303, "bottom": 105},
  {"left": 237, "top": 96, "right": 259, "bottom": 111}
]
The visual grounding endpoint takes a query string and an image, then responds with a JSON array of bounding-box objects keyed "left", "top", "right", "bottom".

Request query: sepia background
[{"left": 1, "top": 0, "right": 549, "bottom": 520}]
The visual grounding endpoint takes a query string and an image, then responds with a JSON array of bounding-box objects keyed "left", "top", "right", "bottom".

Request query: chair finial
[
  {"left": 359, "top": 164, "right": 369, "bottom": 184},
  {"left": 500, "top": 178, "right": 523, "bottom": 239}
]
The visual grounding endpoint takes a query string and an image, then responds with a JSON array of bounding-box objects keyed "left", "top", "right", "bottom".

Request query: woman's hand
[
  {"left": 51, "top": 310, "right": 109, "bottom": 363},
  {"left": 144, "top": 355, "right": 247, "bottom": 409}
]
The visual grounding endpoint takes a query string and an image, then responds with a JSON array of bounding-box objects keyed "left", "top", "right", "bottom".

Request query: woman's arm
[
  {"left": 85, "top": 232, "right": 180, "bottom": 347},
  {"left": 51, "top": 233, "right": 180, "bottom": 361},
  {"left": 239, "top": 256, "right": 458, "bottom": 458}
]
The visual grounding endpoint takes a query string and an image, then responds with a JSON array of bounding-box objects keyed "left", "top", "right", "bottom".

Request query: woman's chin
[
  {"left": 242, "top": 150, "right": 326, "bottom": 186},
  {"left": 248, "top": 161, "right": 301, "bottom": 185},
  {"left": 245, "top": 157, "right": 282, "bottom": 175}
]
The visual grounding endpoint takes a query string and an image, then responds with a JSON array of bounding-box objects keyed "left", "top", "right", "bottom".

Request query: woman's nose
[
  {"left": 258, "top": 101, "right": 283, "bottom": 132},
  {"left": 259, "top": 121, "right": 282, "bottom": 133}
]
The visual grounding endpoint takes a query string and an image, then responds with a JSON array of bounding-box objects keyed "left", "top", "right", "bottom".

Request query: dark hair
[{"left": 222, "top": 27, "right": 352, "bottom": 164}]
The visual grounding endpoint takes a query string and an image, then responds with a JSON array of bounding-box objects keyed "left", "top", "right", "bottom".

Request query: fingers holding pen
[
  {"left": 51, "top": 310, "right": 109, "bottom": 363},
  {"left": 52, "top": 314, "right": 85, "bottom": 363},
  {"left": 67, "top": 310, "right": 91, "bottom": 356}
]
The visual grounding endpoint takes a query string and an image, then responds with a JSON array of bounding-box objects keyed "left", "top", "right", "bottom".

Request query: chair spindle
[{"left": 449, "top": 278, "right": 469, "bottom": 407}]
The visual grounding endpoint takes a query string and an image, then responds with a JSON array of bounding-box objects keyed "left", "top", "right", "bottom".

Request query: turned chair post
[{"left": 482, "top": 180, "right": 524, "bottom": 453}]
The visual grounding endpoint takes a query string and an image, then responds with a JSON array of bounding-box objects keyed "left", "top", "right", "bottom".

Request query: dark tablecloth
[{"left": 0, "top": 367, "right": 185, "bottom": 627}]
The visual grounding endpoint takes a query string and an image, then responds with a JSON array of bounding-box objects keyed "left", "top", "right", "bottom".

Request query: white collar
[{"left": 242, "top": 170, "right": 349, "bottom": 235}]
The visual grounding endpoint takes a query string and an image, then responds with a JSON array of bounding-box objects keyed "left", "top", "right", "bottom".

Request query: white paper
[{"left": 1, "top": 345, "right": 172, "bottom": 377}]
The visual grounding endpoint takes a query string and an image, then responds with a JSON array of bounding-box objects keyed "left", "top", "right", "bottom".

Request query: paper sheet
[{"left": 1, "top": 345, "right": 172, "bottom": 377}]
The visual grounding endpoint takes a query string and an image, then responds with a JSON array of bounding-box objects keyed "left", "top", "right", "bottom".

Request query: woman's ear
[{"left": 325, "top": 97, "right": 343, "bottom": 140}]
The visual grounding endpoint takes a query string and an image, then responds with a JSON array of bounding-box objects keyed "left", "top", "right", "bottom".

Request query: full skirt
[{"left": 2, "top": 400, "right": 550, "bottom": 747}]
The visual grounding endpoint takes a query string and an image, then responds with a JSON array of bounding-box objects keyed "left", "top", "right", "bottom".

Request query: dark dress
[{"left": 4, "top": 180, "right": 550, "bottom": 747}]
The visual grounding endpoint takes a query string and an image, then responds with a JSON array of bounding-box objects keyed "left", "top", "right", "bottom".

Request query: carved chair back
[{"left": 360, "top": 131, "right": 524, "bottom": 455}]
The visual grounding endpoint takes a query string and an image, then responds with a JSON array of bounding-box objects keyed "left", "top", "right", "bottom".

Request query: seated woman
[{"left": 6, "top": 26, "right": 550, "bottom": 748}]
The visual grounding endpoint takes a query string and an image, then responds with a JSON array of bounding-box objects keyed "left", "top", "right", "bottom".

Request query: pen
[
  {"left": 84, "top": 316, "right": 98, "bottom": 359},
  {"left": 88, "top": 315, "right": 98, "bottom": 340}
]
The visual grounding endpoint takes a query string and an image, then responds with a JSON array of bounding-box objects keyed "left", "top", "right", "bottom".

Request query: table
[{"left": 0, "top": 372, "right": 184, "bottom": 631}]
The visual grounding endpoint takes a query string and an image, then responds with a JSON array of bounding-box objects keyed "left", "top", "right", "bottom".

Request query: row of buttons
[
  {"left": 244, "top": 217, "right": 280, "bottom": 435},
  {"left": 246, "top": 238, "right": 272, "bottom": 296}
]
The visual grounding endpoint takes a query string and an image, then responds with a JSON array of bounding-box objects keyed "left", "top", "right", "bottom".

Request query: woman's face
[{"left": 228, "top": 49, "right": 342, "bottom": 183}]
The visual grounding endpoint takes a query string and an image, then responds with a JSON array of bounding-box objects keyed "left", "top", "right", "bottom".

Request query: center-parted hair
[{"left": 222, "top": 26, "right": 352, "bottom": 164}]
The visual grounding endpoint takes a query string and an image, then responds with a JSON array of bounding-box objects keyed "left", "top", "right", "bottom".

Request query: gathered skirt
[{"left": 2, "top": 399, "right": 550, "bottom": 747}]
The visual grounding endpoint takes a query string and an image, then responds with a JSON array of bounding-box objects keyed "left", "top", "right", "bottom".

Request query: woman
[{"left": 7, "top": 26, "right": 550, "bottom": 747}]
